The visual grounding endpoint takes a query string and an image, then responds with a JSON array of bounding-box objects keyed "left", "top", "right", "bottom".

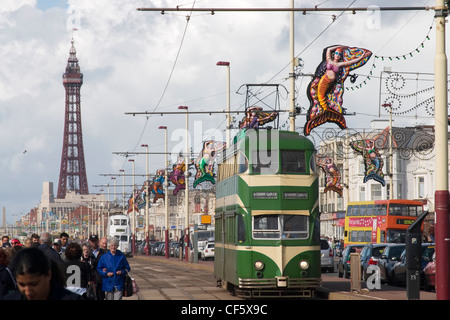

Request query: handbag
[
  {"left": 131, "top": 275, "right": 140, "bottom": 294},
  {"left": 123, "top": 272, "right": 134, "bottom": 297},
  {"left": 85, "top": 283, "right": 97, "bottom": 300}
]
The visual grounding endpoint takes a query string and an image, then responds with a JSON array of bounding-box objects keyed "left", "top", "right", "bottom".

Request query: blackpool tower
[{"left": 57, "top": 39, "right": 89, "bottom": 199}]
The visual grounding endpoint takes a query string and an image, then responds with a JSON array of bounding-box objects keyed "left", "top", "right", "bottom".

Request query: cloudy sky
[{"left": 0, "top": 0, "right": 443, "bottom": 223}]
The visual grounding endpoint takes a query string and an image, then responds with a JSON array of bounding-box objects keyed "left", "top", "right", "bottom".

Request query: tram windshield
[{"left": 252, "top": 214, "right": 308, "bottom": 239}]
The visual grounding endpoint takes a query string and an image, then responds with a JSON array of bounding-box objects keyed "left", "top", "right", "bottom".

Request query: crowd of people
[{"left": 0, "top": 232, "right": 130, "bottom": 300}]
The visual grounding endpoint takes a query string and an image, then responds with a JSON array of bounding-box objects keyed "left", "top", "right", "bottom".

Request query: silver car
[{"left": 320, "top": 239, "right": 335, "bottom": 272}]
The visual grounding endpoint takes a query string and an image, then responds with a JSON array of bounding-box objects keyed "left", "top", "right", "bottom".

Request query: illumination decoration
[
  {"left": 304, "top": 45, "right": 372, "bottom": 135},
  {"left": 239, "top": 106, "right": 278, "bottom": 129},
  {"left": 350, "top": 139, "right": 386, "bottom": 186},
  {"left": 316, "top": 154, "right": 343, "bottom": 196},
  {"left": 150, "top": 169, "right": 165, "bottom": 203},
  {"left": 168, "top": 156, "right": 186, "bottom": 196},
  {"left": 193, "top": 140, "right": 226, "bottom": 188},
  {"left": 127, "top": 181, "right": 152, "bottom": 214},
  {"left": 380, "top": 72, "right": 449, "bottom": 117}
]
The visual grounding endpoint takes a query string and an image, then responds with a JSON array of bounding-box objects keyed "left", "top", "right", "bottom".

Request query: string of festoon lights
[
  {"left": 345, "top": 18, "right": 435, "bottom": 92},
  {"left": 382, "top": 79, "right": 450, "bottom": 116}
]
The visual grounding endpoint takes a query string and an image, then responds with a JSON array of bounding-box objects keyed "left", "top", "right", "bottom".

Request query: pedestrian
[
  {"left": 63, "top": 242, "right": 92, "bottom": 297},
  {"left": 99, "top": 237, "right": 108, "bottom": 252},
  {"left": 11, "top": 239, "right": 23, "bottom": 249},
  {"left": 0, "top": 249, "right": 16, "bottom": 299},
  {"left": 4, "top": 247, "right": 83, "bottom": 300},
  {"left": 38, "top": 232, "right": 64, "bottom": 268},
  {"left": 97, "top": 237, "right": 130, "bottom": 300},
  {"left": 31, "top": 233, "right": 40, "bottom": 244},
  {"left": 53, "top": 238, "right": 67, "bottom": 262},
  {"left": 88, "top": 235, "right": 101, "bottom": 259},
  {"left": 2, "top": 236, "right": 10, "bottom": 248},
  {"left": 59, "top": 232, "right": 70, "bottom": 252},
  {"left": 81, "top": 243, "right": 96, "bottom": 279},
  {"left": 94, "top": 236, "right": 108, "bottom": 300},
  {"left": 23, "top": 238, "right": 33, "bottom": 248},
  {"left": 10, "top": 239, "right": 24, "bottom": 255}
]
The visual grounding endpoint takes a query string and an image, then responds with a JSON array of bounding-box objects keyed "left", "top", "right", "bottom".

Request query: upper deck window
[
  {"left": 251, "top": 150, "right": 278, "bottom": 174},
  {"left": 280, "top": 150, "right": 306, "bottom": 173},
  {"left": 114, "top": 219, "right": 128, "bottom": 226}
]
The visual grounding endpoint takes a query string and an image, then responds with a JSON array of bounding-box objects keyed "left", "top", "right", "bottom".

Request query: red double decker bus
[{"left": 343, "top": 199, "right": 425, "bottom": 247}]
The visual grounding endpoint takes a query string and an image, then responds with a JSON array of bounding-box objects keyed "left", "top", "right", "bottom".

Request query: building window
[
  {"left": 359, "top": 186, "right": 365, "bottom": 201},
  {"left": 397, "top": 183, "right": 402, "bottom": 199},
  {"left": 371, "top": 184, "right": 382, "bottom": 200},
  {"left": 359, "top": 160, "right": 365, "bottom": 175},
  {"left": 418, "top": 176, "right": 425, "bottom": 199}
]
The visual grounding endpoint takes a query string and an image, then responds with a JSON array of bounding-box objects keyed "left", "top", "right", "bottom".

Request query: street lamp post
[
  {"left": 119, "top": 169, "right": 125, "bottom": 214},
  {"left": 141, "top": 144, "right": 150, "bottom": 255},
  {"left": 178, "top": 105, "right": 190, "bottom": 262},
  {"left": 289, "top": 0, "right": 296, "bottom": 132},
  {"left": 128, "top": 159, "right": 136, "bottom": 256},
  {"left": 159, "top": 126, "right": 170, "bottom": 259},
  {"left": 216, "top": 61, "right": 231, "bottom": 145}
]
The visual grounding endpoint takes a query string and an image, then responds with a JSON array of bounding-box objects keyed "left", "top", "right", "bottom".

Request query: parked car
[
  {"left": 378, "top": 243, "right": 406, "bottom": 284},
  {"left": 423, "top": 252, "right": 436, "bottom": 291},
  {"left": 360, "top": 243, "right": 387, "bottom": 280},
  {"left": 156, "top": 242, "right": 165, "bottom": 256},
  {"left": 391, "top": 243, "right": 435, "bottom": 286},
  {"left": 320, "top": 239, "right": 335, "bottom": 273},
  {"left": 170, "top": 242, "right": 180, "bottom": 257},
  {"left": 201, "top": 242, "right": 215, "bottom": 261},
  {"left": 151, "top": 242, "right": 163, "bottom": 255},
  {"left": 337, "top": 244, "right": 365, "bottom": 278}
]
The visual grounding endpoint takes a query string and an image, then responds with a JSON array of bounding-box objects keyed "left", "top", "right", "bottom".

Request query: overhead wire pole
[
  {"left": 434, "top": 0, "right": 450, "bottom": 301},
  {"left": 289, "top": 0, "right": 295, "bottom": 132}
]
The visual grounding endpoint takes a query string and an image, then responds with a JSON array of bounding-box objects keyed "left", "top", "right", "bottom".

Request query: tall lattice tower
[{"left": 57, "top": 39, "right": 89, "bottom": 199}]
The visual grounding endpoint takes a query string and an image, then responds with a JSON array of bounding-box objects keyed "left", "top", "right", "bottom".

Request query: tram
[
  {"left": 108, "top": 214, "right": 132, "bottom": 256},
  {"left": 214, "top": 128, "right": 321, "bottom": 298}
]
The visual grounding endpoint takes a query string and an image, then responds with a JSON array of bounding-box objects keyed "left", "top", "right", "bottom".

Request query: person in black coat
[
  {"left": 89, "top": 235, "right": 108, "bottom": 300},
  {"left": 63, "top": 242, "right": 92, "bottom": 297},
  {"left": 3, "top": 247, "right": 83, "bottom": 300},
  {"left": 38, "top": 232, "right": 64, "bottom": 266},
  {"left": 0, "top": 248, "right": 16, "bottom": 299}
]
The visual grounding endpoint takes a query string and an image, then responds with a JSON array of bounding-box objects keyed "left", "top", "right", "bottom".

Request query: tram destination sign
[
  {"left": 283, "top": 192, "right": 308, "bottom": 200},
  {"left": 252, "top": 191, "right": 278, "bottom": 199}
]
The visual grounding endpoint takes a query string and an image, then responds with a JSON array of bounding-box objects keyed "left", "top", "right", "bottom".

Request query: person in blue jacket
[{"left": 97, "top": 237, "right": 130, "bottom": 300}]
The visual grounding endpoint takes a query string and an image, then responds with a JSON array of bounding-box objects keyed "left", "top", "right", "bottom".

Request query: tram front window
[
  {"left": 282, "top": 215, "right": 308, "bottom": 239},
  {"left": 253, "top": 215, "right": 279, "bottom": 238},
  {"left": 253, "top": 214, "right": 308, "bottom": 239}
]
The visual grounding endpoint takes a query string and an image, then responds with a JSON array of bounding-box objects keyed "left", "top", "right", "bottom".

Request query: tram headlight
[
  {"left": 299, "top": 260, "right": 309, "bottom": 270},
  {"left": 254, "top": 261, "right": 265, "bottom": 271}
]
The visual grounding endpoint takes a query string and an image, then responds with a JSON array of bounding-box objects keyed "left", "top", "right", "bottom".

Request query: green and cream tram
[{"left": 214, "top": 128, "right": 321, "bottom": 298}]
